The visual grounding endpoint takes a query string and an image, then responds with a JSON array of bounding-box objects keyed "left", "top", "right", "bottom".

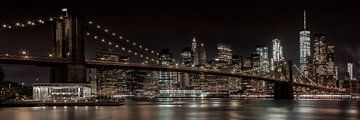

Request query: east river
[{"left": 0, "top": 98, "right": 359, "bottom": 120}]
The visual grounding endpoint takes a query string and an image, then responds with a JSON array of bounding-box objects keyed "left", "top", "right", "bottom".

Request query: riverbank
[{"left": 0, "top": 100, "right": 124, "bottom": 107}]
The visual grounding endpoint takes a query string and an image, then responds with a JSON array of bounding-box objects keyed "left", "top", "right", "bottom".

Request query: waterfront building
[
  {"left": 90, "top": 50, "right": 129, "bottom": 97},
  {"left": 142, "top": 71, "right": 159, "bottom": 97},
  {"left": 33, "top": 83, "right": 91, "bottom": 101},
  {"left": 126, "top": 70, "right": 146, "bottom": 96},
  {"left": 180, "top": 47, "right": 193, "bottom": 89},
  {"left": 158, "top": 48, "right": 178, "bottom": 91}
]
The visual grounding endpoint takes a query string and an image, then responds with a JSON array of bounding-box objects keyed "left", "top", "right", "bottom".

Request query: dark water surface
[{"left": 0, "top": 98, "right": 359, "bottom": 120}]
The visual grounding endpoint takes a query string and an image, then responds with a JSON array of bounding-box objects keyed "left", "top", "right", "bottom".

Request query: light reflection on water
[{"left": 0, "top": 99, "right": 359, "bottom": 120}]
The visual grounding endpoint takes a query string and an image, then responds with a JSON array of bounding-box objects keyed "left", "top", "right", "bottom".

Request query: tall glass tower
[
  {"left": 271, "top": 38, "right": 284, "bottom": 70},
  {"left": 299, "top": 10, "right": 311, "bottom": 71}
]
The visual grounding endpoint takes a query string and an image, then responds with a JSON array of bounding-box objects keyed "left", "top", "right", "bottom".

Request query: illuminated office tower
[
  {"left": 313, "top": 34, "right": 327, "bottom": 84},
  {"left": 158, "top": 48, "right": 178, "bottom": 90},
  {"left": 180, "top": 47, "right": 193, "bottom": 67},
  {"left": 198, "top": 43, "right": 207, "bottom": 66},
  {"left": 325, "top": 44, "right": 337, "bottom": 87},
  {"left": 299, "top": 10, "right": 311, "bottom": 71},
  {"left": 256, "top": 45, "right": 270, "bottom": 73},
  {"left": 271, "top": 38, "right": 284, "bottom": 70},
  {"left": 216, "top": 43, "right": 232, "bottom": 64},
  {"left": 347, "top": 62, "right": 353, "bottom": 80},
  {"left": 90, "top": 50, "right": 129, "bottom": 97},
  {"left": 313, "top": 34, "right": 338, "bottom": 86}
]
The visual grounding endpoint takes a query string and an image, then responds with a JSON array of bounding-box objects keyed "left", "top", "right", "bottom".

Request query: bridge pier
[
  {"left": 274, "top": 82, "right": 294, "bottom": 99},
  {"left": 50, "top": 11, "right": 86, "bottom": 83},
  {"left": 273, "top": 61, "right": 294, "bottom": 100},
  {"left": 50, "top": 64, "right": 86, "bottom": 83}
]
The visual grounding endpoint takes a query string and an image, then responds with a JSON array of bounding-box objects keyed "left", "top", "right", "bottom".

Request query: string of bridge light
[
  {"left": 241, "top": 66, "right": 263, "bottom": 73},
  {"left": 0, "top": 15, "right": 81, "bottom": 30},
  {"left": 86, "top": 20, "right": 159, "bottom": 56},
  {"left": 0, "top": 17, "right": 58, "bottom": 30},
  {"left": 240, "top": 63, "right": 288, "bottom": 74},
  {"left": 85, "top": 32, "right": 156, "bottom": 63}
]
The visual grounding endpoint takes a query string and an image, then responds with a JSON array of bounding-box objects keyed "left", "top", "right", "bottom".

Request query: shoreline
[{"left": 0, "top": 101, "right": 125, "bottom": 107}]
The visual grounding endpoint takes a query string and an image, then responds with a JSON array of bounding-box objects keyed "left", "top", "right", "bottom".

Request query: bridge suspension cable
[
  {"left": 85, "top": 20, "right": 159, "bottom": 56},
  {"left": 293, "top": 64, "right": 317, "bottom": 85},
  {"left": 0, "top": 17, "right": 57, "bottom": 30},
  {"left": 85, "top": 32, "right": 156, "bottom": 64}
]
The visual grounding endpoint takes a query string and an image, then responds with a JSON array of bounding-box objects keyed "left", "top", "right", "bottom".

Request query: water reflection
[{"left": 0, "top": 99, "right": 359, "bottom": 120}]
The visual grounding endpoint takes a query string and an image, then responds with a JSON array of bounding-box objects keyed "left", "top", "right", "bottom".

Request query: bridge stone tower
[
  {"left": 50, "top": 10, "right": 87, "bottom": 83},
  {"left": 273, "top": 61, "right": 294, "bottom": 99}
]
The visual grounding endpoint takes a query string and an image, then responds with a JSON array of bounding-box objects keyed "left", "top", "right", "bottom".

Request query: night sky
[{"left": 0, "top": 0, "right": 360, "bottom": 84}]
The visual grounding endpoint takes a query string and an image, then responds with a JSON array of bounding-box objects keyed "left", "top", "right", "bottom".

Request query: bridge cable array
[
  {"left": 85, "top": 32, "right": 156, "bottom": 64},
  {"left": 85, "top": 20, "right": 159, "bottom": 57},
  {"left": 0, "top": 17, "right": 59, "bottom": 30}
]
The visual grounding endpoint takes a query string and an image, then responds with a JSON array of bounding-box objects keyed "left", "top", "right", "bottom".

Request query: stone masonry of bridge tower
[
  {"left": 273, "top": 61, "right": 294, "bottom": 99},
  {"left": 50, "top": 11, "right": 86, "bottom": 83}
]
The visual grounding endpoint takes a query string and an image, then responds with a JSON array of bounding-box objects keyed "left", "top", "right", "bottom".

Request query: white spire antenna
[
  {"left": 303, "top": 10, "right": 306, "bottom": 30},
  {"left": 192, "top": 32, "right": 196, "bottom": 42}
]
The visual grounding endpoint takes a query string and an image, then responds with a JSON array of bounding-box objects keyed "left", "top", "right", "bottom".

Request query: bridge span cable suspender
[
  {"left": 84, "top": 32, "right": 157, "bottom": 64},
  {"left": 85, "top": 20, "right": 159, "bottom": 57}
]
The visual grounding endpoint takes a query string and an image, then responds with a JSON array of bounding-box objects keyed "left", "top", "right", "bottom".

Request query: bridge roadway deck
[
  {"left": 0, "top": 56, "right": 345, "bottom": 92},
  {"left": 0, "top": 55, "right": 69, "bottom": 66}
]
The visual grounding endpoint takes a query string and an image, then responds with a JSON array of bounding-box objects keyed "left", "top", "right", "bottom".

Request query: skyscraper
[
  {"left": 180, "top": 47, "right": 193, "bottom": 67},
  {"left": 192, "top": 37, "right": 199, "bottom": 66},
  {"left": 158, "top": 48, "right": 178, "bottom": 90},
  {"left": 299, "top": 10, "right": 311, "bottom": 71},
  {"left": 347, "top": 62, "right": 354, "bottom": 80},
  {"left": 256, "top": 45, "right": 270, "bottom": 73},
  {"left": 198, "top": 43, "right": 207, "bottom": 66},
  {"left": 271, "top": 38, "right": 284, "bottom": 70},
  {"left": 90, "top": 50, "right": 129, "bottom": 97},
  {"left": 216, "top": 43, "right": 232, "bottom": 64},
  {"left": 158, "top": 48, "right": 174, "bottom": 66}
]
